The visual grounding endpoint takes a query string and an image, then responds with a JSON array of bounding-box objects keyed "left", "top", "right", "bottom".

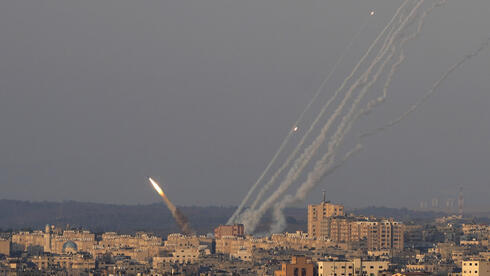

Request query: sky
[{"left": 0, "top": 0, "right": 489, "bottom": 210}]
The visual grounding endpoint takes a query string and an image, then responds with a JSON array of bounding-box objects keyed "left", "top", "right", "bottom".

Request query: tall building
[
  {"left": 365, "top": 221, "right": 404, "bottom": 251},
  {"left": 308, "top": 201, "right": 344, "bottom": 238}
]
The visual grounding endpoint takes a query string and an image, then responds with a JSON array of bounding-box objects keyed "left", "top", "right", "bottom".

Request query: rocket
[{"left": 148, "top": 177, "right": 193, "bottom": 235}]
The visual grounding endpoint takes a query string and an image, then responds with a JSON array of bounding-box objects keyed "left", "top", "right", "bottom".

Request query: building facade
[
  {"left": 214, "top": 224, "right": 245, "bottom": 239},
  {"left": 317, "top": 259, "right": 390, "bottom": 276},
  {"left": 462, "top": 260, "right": 490, "bottom": 276}
]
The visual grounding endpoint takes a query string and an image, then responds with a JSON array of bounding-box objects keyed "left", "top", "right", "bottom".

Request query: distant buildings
[
  {"left": 11, "top": 224, "right": 96, "bottom": 255},
  {"left": 2, "top": 198, "right": 489, "bottom": 275}
]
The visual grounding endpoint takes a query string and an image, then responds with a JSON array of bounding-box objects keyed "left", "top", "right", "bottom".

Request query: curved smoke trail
[
  {"left": 240, "top": 0, "right": 422, "bottom": 232},
  {"left": 271, "top": 2, "right": 488, "bottom": 234},
  {"left": 288, "top": 0, "right": 439, "bottom": 205},
  {"left": 238, "top": 0, "right": 417, "bottom": 231},
  {"left": 361, "top": 36, "right": 490, "bottom": 139},
  {"left": 269, "top": 0, "right": 432, "bottom": 233}
]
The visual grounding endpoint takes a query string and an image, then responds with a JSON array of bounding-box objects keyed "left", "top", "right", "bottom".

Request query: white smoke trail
[
  {"left": 269, "top": 0, "right": 438, "bottom": 232},
  {"left": 241, "top": 1, "right": 423, "bottom": 232},
  {"left": 232, "top": 0, "right": 411, "bottom": 226},
  {"left": 241, "top": 1, "right": 420, "bottom": 232},
  {"left": 245, "top": 1, "right": 411, "bottom": 211},
  {"left": 247, "top": 19, "right": 373, "bottom": 211},
  {"left": 227, "top": 16, "right": 372, "bottom": 224},
  {"left": 245, "top": 1, "right": 407, "bottom": 214},
  {"left": 271, "top": 1, "right": 483, "bottom": 234}
]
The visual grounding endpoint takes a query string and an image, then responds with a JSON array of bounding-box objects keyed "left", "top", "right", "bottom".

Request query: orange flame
[{"left": 149, "top": 177, "right": 165, "bottom": 197}]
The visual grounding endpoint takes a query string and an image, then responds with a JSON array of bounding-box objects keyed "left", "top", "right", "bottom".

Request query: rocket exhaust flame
[
  {"left": 149, "top": 177, "right": 165, "bottom": 197},
  {"left": 148, "top": 177, "right": 194, "bottom": 235}
]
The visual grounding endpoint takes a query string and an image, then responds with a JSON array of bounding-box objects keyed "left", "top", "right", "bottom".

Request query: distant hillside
[
  {"left": 0, "top": 200, "right": 236, "bottom": 235},
  {"left": 1, "top": 200, "right": 485, "bottom": 235}
]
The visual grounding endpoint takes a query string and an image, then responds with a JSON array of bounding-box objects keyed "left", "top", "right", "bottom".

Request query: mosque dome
[{"left": 62, "top": 241, "right": 78, "bottom": 253}]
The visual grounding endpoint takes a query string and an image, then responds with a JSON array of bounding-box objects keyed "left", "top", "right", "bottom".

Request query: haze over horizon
[{"left": 1, "top": 0, "right": 489, "bottom": 210}]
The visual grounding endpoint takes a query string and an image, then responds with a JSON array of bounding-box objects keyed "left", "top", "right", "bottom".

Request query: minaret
[{"left": 44, "top": 224, "right": 52, "bottom": 252}]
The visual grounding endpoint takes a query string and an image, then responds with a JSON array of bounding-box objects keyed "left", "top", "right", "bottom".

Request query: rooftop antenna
[{"left": 322, "top": 190, "right": 326, "bottom": 203}]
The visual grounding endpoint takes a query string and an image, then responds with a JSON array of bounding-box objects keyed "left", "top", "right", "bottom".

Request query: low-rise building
[
  {"left": 317, "top": 258, "right": 390, "bottom": 276},
  {"left": 275, "top": 256, "right": 315, "bottom": 276}
]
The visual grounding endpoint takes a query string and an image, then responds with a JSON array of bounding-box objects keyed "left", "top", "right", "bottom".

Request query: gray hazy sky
[{"left": 1, "top": 0, "right": 489, "bottom": 209}]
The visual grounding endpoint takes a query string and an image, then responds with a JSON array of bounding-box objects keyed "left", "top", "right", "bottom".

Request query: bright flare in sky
[
  {"left": 293, "top": 126, "right": 299, "bottom": 132},
  {"left": 149, "top": 177, "right": 164, "bottom": 197},
  {"left": 370, "top": 10, "right": 375, "bottom": 16}
]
